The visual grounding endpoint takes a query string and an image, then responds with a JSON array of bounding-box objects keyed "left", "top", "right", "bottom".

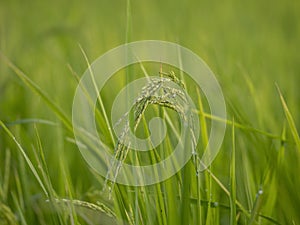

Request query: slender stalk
[{"left": 230, "top": 118, "right": 237, "bottom": 225}]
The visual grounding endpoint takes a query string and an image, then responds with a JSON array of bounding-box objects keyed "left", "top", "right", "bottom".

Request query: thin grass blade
[
  {"left": 0, "top": 121, "right": 48, "bottom": 197},
  {"left": 230, "top": 118, "right": 237, "bottom": 225},
  {"left": 276, "top": 85, "right": 300, "bottom": 151},
  {"left": 0, "top": 52, "right": 72, "bottom": 131}
]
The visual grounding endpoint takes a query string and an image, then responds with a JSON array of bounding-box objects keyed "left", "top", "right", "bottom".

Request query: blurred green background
[
  {"left": 1, "top": 0, "right": 299, "bottom": 128},
  {"left": 0, "top": 0, "right": 299, "bottom": 224}
]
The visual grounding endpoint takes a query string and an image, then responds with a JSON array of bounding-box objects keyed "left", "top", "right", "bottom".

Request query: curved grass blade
[
  {"left": 276, "top": 84, "right": 300, "bottom": 151},
  {"left": 78, "top": 44, "right": 116, "bottom": 146},
  {"left": 0, "top": 121, "right": 48, "bottom": 197},
  {"left": 188, "top": 198, "right": 281, "bottom": 225},
  {"left": 0, "top": 52, "right": 72, "bottom": 131},
  {"left": 0, "top": 201, "right": 17, "bottom": 224},
  {"left": 6, "top": 118, "right": 58, "bottom": 127}
]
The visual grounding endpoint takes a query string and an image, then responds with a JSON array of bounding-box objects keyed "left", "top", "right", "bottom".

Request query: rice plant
[{"left": 1, "top": 0, "right": 299, "bottom": 224}]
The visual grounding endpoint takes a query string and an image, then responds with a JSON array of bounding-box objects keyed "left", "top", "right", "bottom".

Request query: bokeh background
[{"left": 1, "top": 0, "right": 299, "bottom": 224}]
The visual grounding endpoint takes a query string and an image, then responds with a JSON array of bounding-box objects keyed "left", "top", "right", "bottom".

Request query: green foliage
[{"left": 1, "top": 0, "right": 300, "bottom": 224}]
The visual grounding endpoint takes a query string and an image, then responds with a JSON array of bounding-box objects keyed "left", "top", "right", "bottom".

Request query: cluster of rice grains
[{"left": 104, "top": 71, "right": 198, "bottom": 190}]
